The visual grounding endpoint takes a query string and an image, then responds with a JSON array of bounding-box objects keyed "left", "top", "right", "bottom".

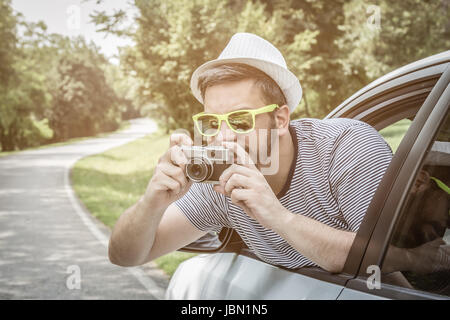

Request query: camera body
[{"left": 181, "top": 146, "right": 232, "bottom": 184}]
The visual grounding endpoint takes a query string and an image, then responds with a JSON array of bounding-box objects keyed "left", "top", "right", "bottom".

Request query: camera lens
[
  {"left": 190, "top": 164, "right": 203, "bottom": 178},
  {"left": 186, "top": 158, "right": 212, "bottom": 182}
]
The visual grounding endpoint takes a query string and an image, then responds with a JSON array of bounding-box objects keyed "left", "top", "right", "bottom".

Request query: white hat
[{"left": 190, "top": 32, "right": 302, "bottom": 113}]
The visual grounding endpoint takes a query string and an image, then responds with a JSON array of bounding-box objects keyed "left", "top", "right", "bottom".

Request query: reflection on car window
[
  {"left": 382, "top": 114, "right": 450, "bottom": 297},
  {"left": 379, "top": 118, "right": 412, "bottom": 153}
]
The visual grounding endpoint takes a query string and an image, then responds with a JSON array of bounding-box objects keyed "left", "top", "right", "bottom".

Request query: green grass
[
  {"left": 71, "top": 130, "right": 196, "bottom": 277},
  {"left": 379, "top": 118, "right": 412, "bottom": 153},
  {"left": 152, "top": 251, "right": 197, "bottom": 276}
]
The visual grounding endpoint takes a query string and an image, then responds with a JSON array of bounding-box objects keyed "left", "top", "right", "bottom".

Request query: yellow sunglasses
[{"left": 192, "top": 104, "right": 279, "bottom": 137}]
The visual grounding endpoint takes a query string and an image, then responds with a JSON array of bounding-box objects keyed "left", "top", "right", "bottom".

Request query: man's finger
[
  {"left": 154, "top": 173, "right": 182, "bottom": 194},
  {"left": 159, "top": 163, "right": 188, "bottom": 187},
  {"left": 213, "top": 184, "right": 225, "bottom": 195},
  {"left": 224, "top": 173, "right": 250, "bottom": 195},
  {"left": 219, "top": 164, "right": 255, "bottom": 188},
  {"left": 230, "top": 188, "right": 253, "bottom": 204},
  {"left": 170, "top": 132, "right": 193, "bottom": 147},
  {"left": 169, "top": 145, "right": 189, "bottom": 168}
]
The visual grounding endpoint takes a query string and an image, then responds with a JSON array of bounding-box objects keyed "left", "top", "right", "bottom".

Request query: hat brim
[{"left": 190, "top": 57, "right": 302, "bottom": 113}]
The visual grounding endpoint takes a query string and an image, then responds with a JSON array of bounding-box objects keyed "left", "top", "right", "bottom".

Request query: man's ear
[{"left": 274, "top": 104, "right": 290, "bottom": 136}]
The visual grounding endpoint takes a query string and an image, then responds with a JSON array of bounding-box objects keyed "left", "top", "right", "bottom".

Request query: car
[{"left": 165, "top": 50, "right": 450, "bottom": 300}]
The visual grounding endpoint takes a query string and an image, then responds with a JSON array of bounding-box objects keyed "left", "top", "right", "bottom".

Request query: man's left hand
[{"left": 213, "top": 141, "right": 290, "bottom": 231}]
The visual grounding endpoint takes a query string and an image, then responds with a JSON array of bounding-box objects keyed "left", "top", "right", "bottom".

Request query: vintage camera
[{"left": 181, "top": 146, "right": 232, "bottom": 184}]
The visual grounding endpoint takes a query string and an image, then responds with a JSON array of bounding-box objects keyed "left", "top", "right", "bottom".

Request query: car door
[{"left": 337, "top": 58, "right": 450, "bottom": 300}]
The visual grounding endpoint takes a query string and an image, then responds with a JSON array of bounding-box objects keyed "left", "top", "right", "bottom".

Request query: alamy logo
[
  {"left": 366, "top": 5, "right": 381, "bottom": 31},
  {"left": 66, "top": 265, "right": 81, "bottom": 290},
  {"left": 366, "top": 265, "right": 381, "bottom": 290},
  {"left": 66, "top": 5, "right": 81, "bottom": 31}
]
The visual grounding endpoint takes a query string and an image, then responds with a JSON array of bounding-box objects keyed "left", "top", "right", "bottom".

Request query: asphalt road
[{"left": 0, "top": 118, "right": 169, "bottom": 300}]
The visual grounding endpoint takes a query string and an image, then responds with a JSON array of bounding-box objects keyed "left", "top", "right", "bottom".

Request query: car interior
[{"left": 387, "top": 115, "right": 450, "bottom": 296}]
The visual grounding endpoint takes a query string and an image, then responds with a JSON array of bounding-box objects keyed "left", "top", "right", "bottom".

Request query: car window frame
[
  {"left": 342, "top": 64, "right": 450, "bottom": 300},
  {"left": 341, "top": 61, "right": 450, "bottom": 276}
]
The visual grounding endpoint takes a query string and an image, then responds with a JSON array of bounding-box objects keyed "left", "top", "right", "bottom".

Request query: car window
[
  {"left": 381, "top": 113, "right": 450, "bottom": 297},
  {"left": 379, "top": 118, "right": 412, "bottom": 154}
]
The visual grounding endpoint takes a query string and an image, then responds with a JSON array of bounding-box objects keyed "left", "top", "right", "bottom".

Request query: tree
[
  {"left": 50, "top": 57, "right": 121, "bottom": 141},
  {"left": 0, "top": 0, "right": 51, "bottom": 151},
  {"left": 0, "top": 1, "right": 128, "bottom": 150},
  {"left": 0, "top": 0, "right": 16, "bottom": 87},
  {"left": 376, "top": 0, "right": 450, "bottom": 71},
  {"left": 125, "top": 0, "right": 240, "bottom": 133},
  {"left": 91, "top": 0, "right": 450, "bottom": 132},
  {"left": 92, "top": 0, "right": 349, "bottom": 127},
  {"left": 337, "top": 0, "right": 450, "bottom": 84},
  {"left": 103, "top": 63, "right": 141, "bottom": 120}
]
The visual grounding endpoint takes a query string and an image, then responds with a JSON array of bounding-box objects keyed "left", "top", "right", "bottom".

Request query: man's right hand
[
  {"left": 109, "top": 132, "right": 206, "bottom": 267},
  {"left": 144, "top": 133, "right": 193, "bottom": 210},
  {"left": 407, "top": 238, "right": 450, "bottom": 274}
]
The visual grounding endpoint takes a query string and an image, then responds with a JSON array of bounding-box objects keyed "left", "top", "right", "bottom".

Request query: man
[{"left": 108, "top": 33, "right": 394, "bottom": 273}]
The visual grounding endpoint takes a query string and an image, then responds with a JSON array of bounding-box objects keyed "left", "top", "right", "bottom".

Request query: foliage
[
  {"left": 0, "top": 0, "right": 130, "bottom": 151},
  {"left": 337, "top": 0, "right": 450, "bottom": 80},
  {"left": 2, "top": 0, "right": 449, "bottom": 149},
  {"left": 0, "top": 0, "right": 51, "bottom": 150},
  {"left": 103, "top": 63, "right": 141, "bottom": 120},
  {"left": 0, "top": 64, "right": 50, "bottom": 150},
  {"left": 49, "top": 57, "right": 121, "bottom": 141},
  {"left": 121, "top": 0, "right": 239, "bottom": 133},
  {"left": 0, "top": 0, "right": 17, "bottom": 87},
  {"left": 92, "top": 0, "right": 450, "bottom": 133}
]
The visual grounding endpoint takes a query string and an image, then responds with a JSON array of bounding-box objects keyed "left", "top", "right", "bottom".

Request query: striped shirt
[{"left": 175, "top": 118, "right": 393, "bottom": 269}]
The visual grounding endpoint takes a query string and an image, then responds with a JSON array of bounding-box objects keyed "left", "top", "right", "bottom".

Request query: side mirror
[{"left": 178, "top": 228, "right": 246, "bottom": 253}]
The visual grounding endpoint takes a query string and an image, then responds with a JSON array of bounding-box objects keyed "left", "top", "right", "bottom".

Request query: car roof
[{"left": 325, "top": 50, "right": 450, "bottom": 119}]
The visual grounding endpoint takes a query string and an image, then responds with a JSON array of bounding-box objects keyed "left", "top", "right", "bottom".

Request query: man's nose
[{"left": 211, "top": 120, "right": 236, "bottom": 144}]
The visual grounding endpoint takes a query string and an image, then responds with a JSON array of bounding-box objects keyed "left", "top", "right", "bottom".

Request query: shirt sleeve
[
  {"left": 328, "top": 122, "right": 393, "bottom": 232},
  {"left": 174, "top": 182, "right": 230, "bottom": 233}
]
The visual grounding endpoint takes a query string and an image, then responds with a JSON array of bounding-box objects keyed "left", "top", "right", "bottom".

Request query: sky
[{"left": 11, "top": 0, "right": 136, "bottom": 64}]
